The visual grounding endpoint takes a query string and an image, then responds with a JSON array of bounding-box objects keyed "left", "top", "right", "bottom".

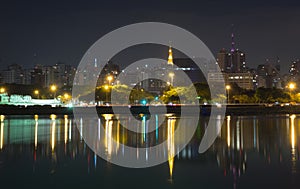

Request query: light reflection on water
[{"left": 0, "top": 114, "right": 299, "bottom": 189}]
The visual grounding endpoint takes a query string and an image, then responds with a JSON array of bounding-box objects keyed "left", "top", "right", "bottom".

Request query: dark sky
[{"left": 1, "top": 0, "right": 300, "bottom": 73}]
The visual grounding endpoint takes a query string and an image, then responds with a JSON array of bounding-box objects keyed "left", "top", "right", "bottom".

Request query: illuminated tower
[
  {"left": 167, "top": 46, "right": 174, "bottom": 65},
  {"left": 230, "top": 32, "right": 235, "bottom": 53}
]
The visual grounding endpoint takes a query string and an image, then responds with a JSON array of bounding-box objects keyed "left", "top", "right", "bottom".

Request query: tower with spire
[
  {"left": 230, "top": 32, "right": 235, "bottom": 53},
  {"left": 167, "top": 46, "right": 174, "bottom": 65}
]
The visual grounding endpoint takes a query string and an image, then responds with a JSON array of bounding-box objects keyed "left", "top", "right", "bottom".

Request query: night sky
[{"left": 1, "top": 0, "right": 300, "bottom": 73}]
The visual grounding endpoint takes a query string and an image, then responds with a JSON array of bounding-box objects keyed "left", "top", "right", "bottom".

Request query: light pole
[
  {"left": 226, "top": 85, "right": 231, "bottom": 104},
  {"left": 34, "top": 90, "right": 40, "bottom": 99},
  {"left": 107, "top": 75, "right": 113, "bottom": 85},
  {"left": 64, "top": 93, "right": 70, "bottom": 101},
  {"left": 289, "top": 82, "right": 296, "bottom": 101},
  {"left": 50, "top": 84, "right": 57, "bottom": 99}
]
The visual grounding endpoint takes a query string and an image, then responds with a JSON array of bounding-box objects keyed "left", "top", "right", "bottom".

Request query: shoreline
[{"left": 0, "top": 104, "right": 300, "bottom": 116}]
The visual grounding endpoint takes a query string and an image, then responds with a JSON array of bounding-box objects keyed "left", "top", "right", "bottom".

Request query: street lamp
[
  {"left": 289, "top": 82, "right": 296, "bottom": 100},
  {"left": 107, "top": 75, "right": 113, "bottom": 85},
  {"left": 169, "top": 72, "right": 174, "bottom": 86},
  {"left": 50, "top": 84, "right": 57, "bottom": 98},
  {"left": 104, "top": 85, "right": 109, "bottom": 103},
  {"left": 226, "top": 85, "right": 231, "bottom": 104},
  {"left": 64, "top": 93, "right": 70, "bottom": 99},
  {"left": 0, "top": 87, "right": 5, "bottom": 94},
  {"left": 34, "top": 90, "right": 39, "bottom": 99}
]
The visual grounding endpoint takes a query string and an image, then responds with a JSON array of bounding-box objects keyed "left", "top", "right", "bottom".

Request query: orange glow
[
  {"left": 50, "top": 84, "right": 57, "bottom": 92},
  {"left": 167, "top": 118, "right": 176, "bottom": 178},
  {"left": 51, "top": 119, "right": 56, "bottom": 151},
  {"left": 289, "top": 83, "right": 296, "bottom": 90},
  {"left": 290, "top": 114, "right": 296, "bottom": 149},
  {"left": 0, "top": 87, "right": 5, "bottom": 93},
  {"left": 34, "top": 118, "right": 38, "bottom": 149},
  {"left": 227, "top": 116, "right": 231, "bottom": 147}
]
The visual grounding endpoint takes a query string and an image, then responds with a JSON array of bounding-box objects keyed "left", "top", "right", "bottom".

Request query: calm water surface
[{"left": 0, "top": 114, "right": 299, "bottom": 189}]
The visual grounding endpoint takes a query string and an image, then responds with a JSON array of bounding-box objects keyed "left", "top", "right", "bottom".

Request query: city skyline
[{"left": 1, "top": 0, "right": 300, "bottom": 74}]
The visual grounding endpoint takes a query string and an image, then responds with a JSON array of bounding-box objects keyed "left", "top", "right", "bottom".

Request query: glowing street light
[
  {"left": 0, "top": 87, "right": 5, "bottom": 93},
  {"left": 226, "top": 85, "right": 231, "bottom": 104},
  {"left": 288, "top": 82, "right": 296, "bottom": 99},
  {"left": 64, "top": 93, "right": 70, "bottom": 100},
  {"left": 107, "top": 75, "right": 113, "bottom": 85},
  {"left": 50, "top": 84, "right": 57, "bottom": 98},
  {"left": 34, "top": 90, "right": 39, "bottom": 99},
  {"left": 289, "top": 83, "right": 296, "bottom": 90}
]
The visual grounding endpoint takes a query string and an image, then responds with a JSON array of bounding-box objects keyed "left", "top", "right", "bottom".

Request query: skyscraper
[
  {"left": 216, "top": 31, "right": 246, "bottom": 73},
  {"left": 216, "top": 48, "right": 229, "bottom": 72}
]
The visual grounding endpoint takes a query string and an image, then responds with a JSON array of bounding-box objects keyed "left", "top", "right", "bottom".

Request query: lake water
[{"left": 0, "top": 113, "right": 299, "bottom": 189}]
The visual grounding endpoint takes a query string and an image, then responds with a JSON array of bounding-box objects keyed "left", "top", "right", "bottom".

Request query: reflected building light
[
  {"left": 50, "top": 114, "right": 57, "bottom": 120},
  {"left": 227, "top": 116, "right": 231, "bottom": 147},
  {"left": 116, "top": 120, "right": 120, "bottom": 153},
  {"left": 94, "top": 153, "right": 97, "bottom": 169},
  {"left": 217, "top": 115, "right": 222, "bottom": 138},
  {"left": 64, "top": 115, "right": 68, "bottom": 144},
  {"left": 241, "top": 119, "right": 244, "bottom": 150},
  {"left": 253, "top": 118, "right": 256, "bottom": 148},
  {"left": 167, "top": 117, "right": 176, "bottom": 179},
  {"left": 104, "top": 114, "right": 114, "bottom": 160},
  {"left": 142, "top": 115, "right": 146, "bottom": 143},
  {"left": 290, "top": 114, "right": 296, "bottom": 149},
  {"left": 188, "top": 147, "right": 192, "bottom": 159},
  {"left": 155, "top": 115, "right": 159, "bottom": 143},
  {"left": 236, "top": 119, "right": 240, "bottom": 150},
  {"left": 80, "top": 118, "right": 83, "bottom": 141},
  {"left": 256, "top": 121, "right": 259, "bottom": 151},
  {"left": 34, "top": 116, "right": 38, "bottom": 149},
  {"left": 290, "top": 114, "right": 297, "bottom": 173},
  {"left": 69, "top": 119, "right": 72, "bottom": 141},
  {"left": 0, "top": 115, "right": 4, "bottom": 150},
  {"left": 51, "top": 116, "right": 56, "bottom": 151},
  {"left": 98, "top": 118, "right": 101, "bottom": 141},
  {"left": 182, "top": 148, "right": 186, "bottom": 159}
]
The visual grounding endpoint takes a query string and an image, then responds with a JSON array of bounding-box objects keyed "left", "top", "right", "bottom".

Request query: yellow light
[
  {"left": 227, "top": 116, "right": 231, "bottom": 147},
  {"left": 107, "top": 75, "right": 113, "bottom": 82},
  {"left": 64, "top": 115, "right": 68, "bottom": 144},
  {"left": 226, "top": 85, "right": 231, "bottom": 90},
  {"left": 34, "top": 114, "right": 38, "bottom": 121},
  {"left": 0, "top": 87, "right": 5, "bottom": 93},
  {"left": 51, "top": 118, "right": 56, "bottom": 151},
  {"left": 50, "top": 84, "right": 57, "bottom": 92},
  {"left": 104, "top": 85, "right": 109, "bottom": 90},
  {"left": 167, "top": 118, "right": 176, "bottom": 178},
  {"left": 64, "top": 93, "right": 70, "bottom": 99},
  {"left": 35, "top": 117, "right": 38, "bottom": 149},
  {"left": 290, "top": 114, "right": 296, "bottom": 149},
  {"left": 50, "top": 114, "right": 57, "bottom": 120},
  {"left": 0, "top": 115, "right": 5, "bottom": 122},
  {"left": 289, "top": 83, "right": 296, "bottom": 90},
  {"left": 34, "top": 90, "right": 39, "bottom": 95}
]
